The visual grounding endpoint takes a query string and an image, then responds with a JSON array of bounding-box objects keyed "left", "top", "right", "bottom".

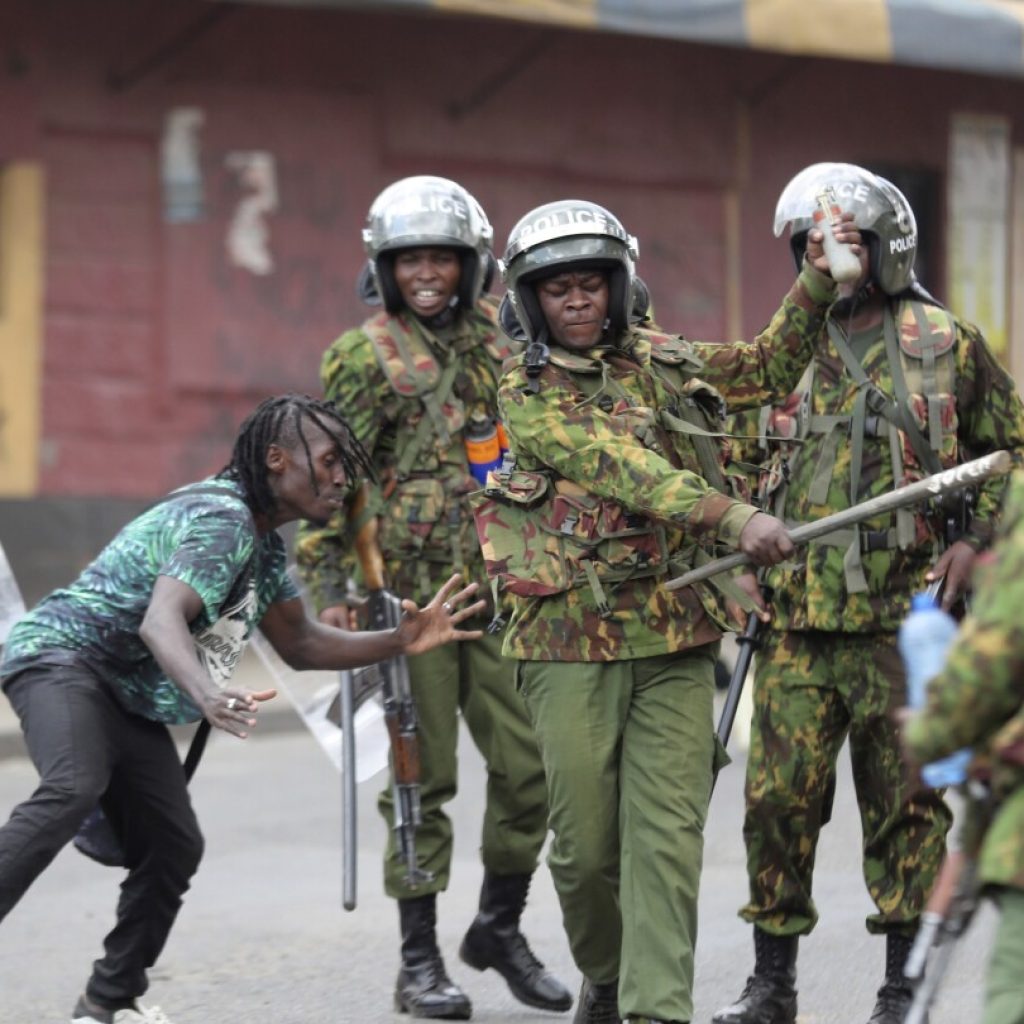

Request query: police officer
[
  {"left": 712, "top": 164, "right": 1024, "bottom": 1024},
  {"left": 902, "top": 469, "right": 1024, "bottom": 1024},
  {"left": 475, "top": 199, "right": 854, "bottom": 1024},
  {"left": 295, "top": 177, "right": 571, "bottom": 1019}
]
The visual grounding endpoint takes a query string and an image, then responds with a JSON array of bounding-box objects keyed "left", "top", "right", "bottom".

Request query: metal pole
[
  {"left": 665, "top": 450, "right": 1011, "bottom": 593},
  {"left": 339, "top": 668, "right": 357, "bottom": 911}
]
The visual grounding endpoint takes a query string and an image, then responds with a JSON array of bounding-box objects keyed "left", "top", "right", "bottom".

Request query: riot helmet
[
  {"left": 773, "top": 162, "right": 919, "bottom": 296},
  {"left": 501, "top": 199, "right": 640, "bottom": 345},
  {"left": 362, "top": 175, "right": 494, "bottom": 314}
]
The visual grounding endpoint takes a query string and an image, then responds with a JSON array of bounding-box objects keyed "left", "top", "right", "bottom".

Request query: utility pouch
[
  {"left": 379, "top": 477, "right": 446, "bottom": 559},
  {"left": 471, "top": 471, "right": 668, "bottom": 604},
  {"left": 470, "top": 470, "right": 569, "bottom": 598}
]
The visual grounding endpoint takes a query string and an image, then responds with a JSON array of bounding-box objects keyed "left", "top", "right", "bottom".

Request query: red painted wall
[{"left": 3, "top": 0, "right": 1024, "bottom": 500}]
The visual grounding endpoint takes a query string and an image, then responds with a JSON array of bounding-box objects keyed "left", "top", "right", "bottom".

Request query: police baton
[{"left": 665, "top": 451, "right": 1012, "bottom": 593}]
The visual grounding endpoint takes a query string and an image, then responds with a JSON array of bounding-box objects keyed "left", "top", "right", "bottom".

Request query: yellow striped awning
[{"left": 225, "top": 0, "right": 1024, "bottom": 79}]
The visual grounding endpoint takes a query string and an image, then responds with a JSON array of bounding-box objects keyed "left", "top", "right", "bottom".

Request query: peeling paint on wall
[
  {"left": 225, "top": 151, "right": 278, "bottom": 275},
  {"left": 161, "top": 107, "right": 205, "bottom": 223}
]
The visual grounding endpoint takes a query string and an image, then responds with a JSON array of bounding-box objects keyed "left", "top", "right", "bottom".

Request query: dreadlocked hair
[{"left": 218, "top": 394, "right": 375, "bottom": 518}]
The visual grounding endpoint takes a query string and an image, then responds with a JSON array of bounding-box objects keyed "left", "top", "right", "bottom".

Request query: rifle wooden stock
[
  {"left": 351, "top": 482, "right": 386, "bottom": 592},
  {"left": 384, "top": 702, "right": 423, "bottom": 785},
  {"left": 665, "top": 450, "right": 1012, "bottom": 592}
]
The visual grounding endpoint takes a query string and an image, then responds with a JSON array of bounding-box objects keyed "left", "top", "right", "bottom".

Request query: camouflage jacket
[
  {"left": 758, "top": 298, "right": 1024, "bottom": 633},
  {"left": 492, "top": 262, "right": 837, "bottom": 662},
  {"left": 904, "top": 471, "right": 1024, "bottom": 891},
  {"left": 295, "top": 297, "right": 517, "bottom": 609}
]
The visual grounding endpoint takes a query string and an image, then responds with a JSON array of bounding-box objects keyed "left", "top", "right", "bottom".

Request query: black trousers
[{"left": 0, "top": 660, "right": 204, "bottom": 1004}]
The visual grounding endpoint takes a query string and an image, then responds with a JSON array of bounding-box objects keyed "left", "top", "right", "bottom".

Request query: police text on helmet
[
  {"left": 890, "top": 234, "right": 917, "bottom": 254},
  {"left": 383, "top": 192, "right": 469, "bottom": 226},
  {"left": 519, "top": 206, "right": 625, "bottom": 242}
]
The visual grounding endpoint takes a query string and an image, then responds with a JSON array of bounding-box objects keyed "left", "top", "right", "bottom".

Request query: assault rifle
[
  {"left": 903, "top": 781, "right": 992, "bottom": 1024},
  {"left": 351, "top": 483, "right": 434, "bottom": 892},
  {"left": 665, "top": 451, "right": 1011, "bottom": 593}
]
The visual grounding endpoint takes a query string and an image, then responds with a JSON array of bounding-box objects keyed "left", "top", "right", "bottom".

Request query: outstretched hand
[{"left": 397, "top": 573, "right": 486, "bottom": 656}]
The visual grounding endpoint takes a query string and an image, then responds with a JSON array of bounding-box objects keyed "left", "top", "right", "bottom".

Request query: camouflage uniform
[
  {"left": 298, "top": 176, "right": 575, "bottom": 1018},
  {"left": 739, "top": 297, "right": 1024, "bottom": 944},
  {"left": 904, "top": 469, "right": 1024, "bottom": 1024},
  {"left": 483, "top": 255, "right": 837, "bottom": 1023},
  {"left": 710, "top": 161, "right": 1024, "bottom": 1024},
  {"left": 295, "top": 297, "right": 550, "bottom": 896}
]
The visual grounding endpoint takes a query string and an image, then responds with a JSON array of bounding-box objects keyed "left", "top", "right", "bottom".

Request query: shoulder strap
[
  {"left": 364, "top": 313, "right": 441, "bottom": 398},
  {"left": 363, "top": 314, "right": 463, "bottom": 481},
  {"left": 881, "top": 306, "right": 944, "bottom": 477},
  {"left": 824, "top": 310, "right": 943, "bottom": 477},
  {"left": 394, "top": 356, "right": 462, "bottom": 481}
]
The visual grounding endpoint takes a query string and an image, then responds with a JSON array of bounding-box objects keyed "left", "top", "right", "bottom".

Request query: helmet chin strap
[
  {"left": 524, "top": 326, "right": 551, "bottom": 394},
  {"left": 831, "top": 279, "right": 877, "bottom": 318},
  {"left": 414, "top": 299, "right": 460, "bottom": 331}
]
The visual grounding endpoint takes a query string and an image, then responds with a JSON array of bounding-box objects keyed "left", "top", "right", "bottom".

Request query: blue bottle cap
[{"left": 910, "top": 592, "right": 938, "bottom": 611}]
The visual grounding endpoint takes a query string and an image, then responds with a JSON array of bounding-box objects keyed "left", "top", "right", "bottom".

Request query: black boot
[
  {"left": 459, "top": 870, "right": 573, "bottom": 1012},
  {"left": 866, "top": 934, "right": 917, "bottom": 1024},
  {"left": 395, "top": 894, "right": 473, "bottom": 1020},
  {"left": 572, "top": 978, "right": 621, "bottom": 1024},
  {"left": 712, "top": 928, "right": 798, "bottom": 1024}
]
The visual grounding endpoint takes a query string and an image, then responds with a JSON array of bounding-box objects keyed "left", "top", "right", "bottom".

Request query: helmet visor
[{"left": 513, "top": 236, "right": 626, "bottom": 284}]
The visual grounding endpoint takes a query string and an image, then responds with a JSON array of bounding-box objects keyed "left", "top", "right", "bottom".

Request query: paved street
[{"left": 0, "top": 672, "right": 995, "bottom": 1024}]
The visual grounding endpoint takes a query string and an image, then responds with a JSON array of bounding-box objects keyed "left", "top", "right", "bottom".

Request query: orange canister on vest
[{"left": 465, "top": 414, "right": 505, "bottom": 485}]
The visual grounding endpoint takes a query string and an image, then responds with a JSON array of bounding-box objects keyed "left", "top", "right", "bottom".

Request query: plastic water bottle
[{"left": 898, "top": 591, "right": 972, "bottom": 787}]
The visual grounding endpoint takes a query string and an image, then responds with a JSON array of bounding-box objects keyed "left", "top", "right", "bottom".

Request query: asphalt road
[{"left": 0, "top": 692, "right": 995, "bottom": 1024}]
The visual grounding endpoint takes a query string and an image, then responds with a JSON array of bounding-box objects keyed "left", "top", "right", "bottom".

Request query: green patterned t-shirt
[{"left": 0, "top": 478, "right": 298, "bottom": 724}]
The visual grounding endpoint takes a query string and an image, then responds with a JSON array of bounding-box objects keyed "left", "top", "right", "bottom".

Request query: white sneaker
[{"left": 72, "top": 994, "right": 177, "bottom": 1024}]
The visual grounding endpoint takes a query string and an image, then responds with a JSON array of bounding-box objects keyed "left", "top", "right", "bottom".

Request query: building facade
[{"left": 1, "top": 0, "right": 1023, "bottom": 599}]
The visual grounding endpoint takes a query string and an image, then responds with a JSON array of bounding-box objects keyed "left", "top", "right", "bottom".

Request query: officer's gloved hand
[{"left": 738, "top": 511, "right": 795, "bottom": 567}]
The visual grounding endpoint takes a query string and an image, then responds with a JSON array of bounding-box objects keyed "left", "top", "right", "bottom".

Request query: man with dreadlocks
[{"left": 0, "top": 394, "right": 484, "bottom": 1024}]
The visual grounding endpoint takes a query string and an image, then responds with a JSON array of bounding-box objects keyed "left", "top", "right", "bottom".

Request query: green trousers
[
  {"left": 742, "top": 631, "right": 951, "bottom": 935},
  {"left": 378, "top": 626, "right": 549, "bottom": 898},
  {"left": 519, "top": 645, "right": 722, "bottom": 1023},
  {"left": 984, "top": 888, "right": 1024, "bottom": 1024}
]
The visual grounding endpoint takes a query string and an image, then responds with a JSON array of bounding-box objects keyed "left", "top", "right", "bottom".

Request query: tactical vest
[
  {"left": 760, "top": 296, "right": 959, "bottom": 593},
  {"left": 362, "top": 297, "right": 518, "bottom": 596},
  {"left": 471, "top": 326, "right": 751, "bottom": 621}
]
